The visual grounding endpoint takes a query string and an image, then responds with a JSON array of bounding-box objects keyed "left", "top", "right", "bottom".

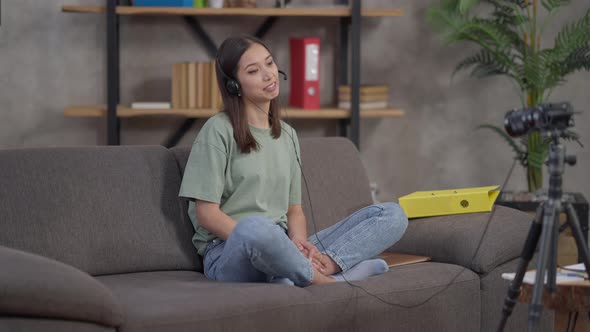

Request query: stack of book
[
  {"left": 171, "top": 59, "right": 223, "bottom": 110},
  {"left": 133, "top": 0, "right": 194, "bottom": 7},
  {"left": 226, "top": 0, "right": 257, "bottom": 7},
  {"left": 337, "top": 85, "right": 389, "bottom": 110}
]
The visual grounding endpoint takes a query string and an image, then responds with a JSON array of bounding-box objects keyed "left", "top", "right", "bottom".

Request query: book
[
  {"left": 180, "top": 62, "right": 188, "bottom": 109},
  {"left": 338, "top": 93, "right": 389, "bottom": 102},
  {"left": 377, "top": 252, "right": 431, "bottom": 268},
  {"left": 226, "top": 0, "right": 256, "bottom": 7},
  {"left": 502, "top": 263, "right": 589, "bottom": 285},
  {"left": 209, "top": 60, "right": 217, "bottom": 110},
  {"left": 202, "top": 62, "right": 211, "bottom": 108},
  {"left": 338, "top": 85, "right": 389, "bottom": 95},
  {"left": 131, "top": 102, "right": 171, "bottom": 109},
  {"left": 134, "top": 0, "right": 193, "bottom": 6},
  {"left": 338, "top": 101, "right": 388, "bottom": 109},
  {"left": 398, "top": 186, "right": 501, "bottom": 219},
  {"left": 196, "top": 62, "right": 205, "bottom": 108},
  {"left": 188, "top": 62, "right": 196, "bottom": 109},
  {"left": 171, "top": 63, "right": 181, "bottom": 108}
]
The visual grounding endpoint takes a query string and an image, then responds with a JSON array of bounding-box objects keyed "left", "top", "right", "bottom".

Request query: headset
[{"left": 216, "top": 58, "right": 287, "bottom": 97}]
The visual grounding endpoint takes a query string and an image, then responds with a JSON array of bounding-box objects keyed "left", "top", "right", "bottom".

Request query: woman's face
[{"left": 235, "top": 43, "right": 280, "bottom": 103}]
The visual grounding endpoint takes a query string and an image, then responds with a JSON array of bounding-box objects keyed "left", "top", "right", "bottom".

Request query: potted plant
[{"left": 426, "top": 0, "right": 589, "bottom": 193}]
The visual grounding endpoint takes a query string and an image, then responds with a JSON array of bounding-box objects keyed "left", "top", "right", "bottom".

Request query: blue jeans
[{"left": 203, "top": 202, "right": 408, "bottom": 287}]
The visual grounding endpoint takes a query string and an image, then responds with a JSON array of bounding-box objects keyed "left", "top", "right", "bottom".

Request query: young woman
[{"left": 179, "top": 35, "right": 408, "bottom": 287}]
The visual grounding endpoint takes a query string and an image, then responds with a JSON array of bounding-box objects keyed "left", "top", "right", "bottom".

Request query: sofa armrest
[
  {"left": 389, "top": 205, "right": 533, "bottom": 274},
  {"left": 0, "top": 245, "right": 124, "bottom": 327}
]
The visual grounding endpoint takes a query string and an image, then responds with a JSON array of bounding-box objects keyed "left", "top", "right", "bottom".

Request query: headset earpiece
[
  {"left": 216, "top": 59, "right": 242, "bottom": 97},
  {"left": 225, "top": 79, "right": 242, "bottom": 97}
]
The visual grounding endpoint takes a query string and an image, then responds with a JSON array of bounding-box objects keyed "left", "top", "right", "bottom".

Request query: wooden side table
[
  {"left": 496, "top": 192, "right": 589, "bottom": 265},
  {"left": 519, "top": 280, "right": 590, "bottom": 331}
]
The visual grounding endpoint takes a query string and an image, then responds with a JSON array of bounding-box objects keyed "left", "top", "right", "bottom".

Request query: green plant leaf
[
  {"left": 558, "top": 46, "right": 590, "bottom": 76},
  {"left": 488, "top": 0, "right": 529, "bottom": 28},
  {"left": 541, "top": 0, "right": 572, "bottom": 12},
  {"left": 453, "top": 49, "right": 517, "bottom": 79},
  {"left": 459, "top": 0, "right": 480, "bottom": 13},
  {"left": 527, "top": 137, "right": 550, "bottom": 169},
  {"left": 553, "top": 10, "right": 590, "bottom": 61}
]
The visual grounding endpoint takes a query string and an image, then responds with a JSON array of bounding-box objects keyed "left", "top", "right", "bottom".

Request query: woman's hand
[
  {"left": 291, "top": 238, "right": 330, "bottom": 275},
  {"left": 287, "top": 206, "right": 332, "bottom": 275}
]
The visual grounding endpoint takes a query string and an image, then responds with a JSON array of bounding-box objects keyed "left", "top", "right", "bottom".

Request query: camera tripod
[{"left": 497, "top": 137, "right": 590, "bottom": 332}]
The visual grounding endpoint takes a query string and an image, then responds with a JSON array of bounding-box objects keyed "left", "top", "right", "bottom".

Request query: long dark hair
[{"left": 216, "top": 35, "right": 282, "bottom": 154}]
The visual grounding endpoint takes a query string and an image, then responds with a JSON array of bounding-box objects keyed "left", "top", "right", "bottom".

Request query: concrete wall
[{"left": 1, "top": 0, "right": 589, "bottom": 204}]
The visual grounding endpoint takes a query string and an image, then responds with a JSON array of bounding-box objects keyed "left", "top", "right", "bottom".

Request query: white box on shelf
[{"left": 131, "top": 102, "right": 171, "bottom": 109}]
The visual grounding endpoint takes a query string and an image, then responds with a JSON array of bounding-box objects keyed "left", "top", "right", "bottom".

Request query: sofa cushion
[
  {"left": 96, "top": 263, "right": 479, "bottom": 332},
  {"left": 0, "top": 246, "right": 123, "bottom": 328},
  {"left": 0, "top": 318, "right": 115, "bottom": 332},
  {"left": 390, "top": 205, "right": 534, "bottom": 274},
  {"left": 171, "top": 137, "right": 375, "bottom": 236},
  {"left": 0, "top": 146, "right": 200, "bottom": 275}
]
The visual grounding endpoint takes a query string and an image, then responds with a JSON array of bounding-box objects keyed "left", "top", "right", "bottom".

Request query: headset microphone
[{"left": 278, "top": 70, "right": 288, "bottom": 80}]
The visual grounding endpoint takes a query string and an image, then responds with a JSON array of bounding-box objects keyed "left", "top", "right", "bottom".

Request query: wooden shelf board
[
  {"left": 62, "top": 6, "right": 106, "bottom": 14},
  {"left": 61, "top": 5, "right": 404, "bottom": 17},
  {"left": 361, "top": 9, "right": 405, "bottom": 17},
  {"left": 65, "top": 105, "right": 404, "bottom": 119}
]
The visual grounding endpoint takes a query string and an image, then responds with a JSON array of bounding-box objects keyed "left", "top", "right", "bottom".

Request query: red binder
[{"left": 289, "top": 37, "right": 320, "bottom": 109}]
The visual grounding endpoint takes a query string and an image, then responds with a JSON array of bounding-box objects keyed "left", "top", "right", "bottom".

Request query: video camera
[{"left": 504, "top": 102, "right": 575, "bottom": 138}]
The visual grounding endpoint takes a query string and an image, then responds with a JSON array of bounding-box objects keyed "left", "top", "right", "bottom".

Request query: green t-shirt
[{"left": 178, "top": 112, "right": 302, "bottom": 256}]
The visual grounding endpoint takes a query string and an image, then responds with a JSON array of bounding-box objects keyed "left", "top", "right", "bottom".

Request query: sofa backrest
[
  {"left": 171, "top": 137, "right": 374, "bottom": 235},
  {"left": 0, "top": 146, "right": 200, "bottom": 276}
]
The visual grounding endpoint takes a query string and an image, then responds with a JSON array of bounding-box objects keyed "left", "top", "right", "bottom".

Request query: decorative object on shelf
[
  {"left": 133, "top": 0, "right": 194, "bottom": 7},
  {"left": 337, "top": 85, "right": 389, "bottom": 109},
  {"left": 427, "top": 0, "right": 590, "bottom": 193},
  {"left": 131, "top": 102, "right": 171, "bottom": 109},
  {"left": 226, "top": 0, "right": 256, "bottom": 8},
  {"left": 208, "top": 0, "right": 224, "bottom": 8},
  {"left": 275, "top": 0, "right": 287, "bottom": 8},
  {"left": 194, "top": 0, "right": 206, "bottom": 8},
  {"left": 289, "top": 37, "right": 320, "bottom": 110},
  {"left": 171, "top": 60, "right": 221, "bottom": 109}
]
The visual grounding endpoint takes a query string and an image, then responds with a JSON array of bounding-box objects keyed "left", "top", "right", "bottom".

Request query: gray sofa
[{"left": 0, "top": 137, "right": 553, "bottom": 332}]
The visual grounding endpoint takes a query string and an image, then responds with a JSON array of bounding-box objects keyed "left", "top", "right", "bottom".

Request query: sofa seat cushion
[{"left": 96, "top": 263, "right": 480, "bottom": 332}]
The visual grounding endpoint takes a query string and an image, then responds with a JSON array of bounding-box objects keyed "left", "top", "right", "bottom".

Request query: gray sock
[{"left": 332, "top": 259, "right": 389, "bottom": 282}]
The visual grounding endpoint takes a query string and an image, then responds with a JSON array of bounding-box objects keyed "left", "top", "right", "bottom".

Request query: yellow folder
[{"left": 398, "top": 186, "right": 500, "bottom": 219}]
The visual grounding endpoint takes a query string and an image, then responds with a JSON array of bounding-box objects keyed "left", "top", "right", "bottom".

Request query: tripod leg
[
  {"left": 529, "top": 200, "right": 559, "bottom": 332},
  {"left": 496, "top": 205, "right": 544, "bottom": 332},
  {"left": 547, "top": 210, "right": 561, "bottom": 294},
  {"left": 570, "top": 312, "right": 579, "bottom": 332},
  {"left": 566, "top": 312, "right": 572, "bottom": 332},
  {"left": 564, "top": 203, "right": 590, "bottom": 274}
]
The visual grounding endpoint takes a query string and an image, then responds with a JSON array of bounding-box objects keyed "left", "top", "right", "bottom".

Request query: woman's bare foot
[
  {"left": 310, "top": 266, "right": 336, "bottom": 285},
  {"left": 320, "top": 254, "right": 342, "bottom": 275}
]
